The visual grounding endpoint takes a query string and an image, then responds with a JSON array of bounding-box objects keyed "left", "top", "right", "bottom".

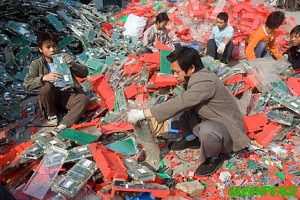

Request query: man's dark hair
[
  {"left": 217, "top": 12, "right": 228, "bottom": 23},
  {"left": 36, "top": 32, "right": 58, "bottom": 48},
  {"left": 266, "top": 11, "right": 285, "bottom": 29},
  {"left": 290, "top": 25, "right": 300, "bottom": 37},
  {"left": 155, "top": 12, "right": 169, "bottom": 23},
  {"left": 166, "top": 46, "right": 204, "bottom": 73}
]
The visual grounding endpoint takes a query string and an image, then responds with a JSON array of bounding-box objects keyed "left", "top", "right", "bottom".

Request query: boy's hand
[
  {"left": 62, "top": 53, "right": 75, "bottom": 67},
  {"left": 43, "top": 72, "right": 60, "bottom": 82}
]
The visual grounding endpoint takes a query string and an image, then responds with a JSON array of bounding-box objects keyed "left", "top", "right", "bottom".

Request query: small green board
[
  {"left": 58, "top": 128, "right": 98, "bottom": 144},
  {"left": 160, "top": 50, "right": 172, "bottom": 75}
]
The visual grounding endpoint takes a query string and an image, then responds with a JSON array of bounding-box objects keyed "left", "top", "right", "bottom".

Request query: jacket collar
[{"left": 183, "top": 67, "right": 201, "bottom": 88}]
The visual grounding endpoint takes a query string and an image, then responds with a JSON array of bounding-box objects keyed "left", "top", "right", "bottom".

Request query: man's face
[
  {"left": 216, "top": 18, "right": 227, "bottom": 30},
  {"left": 290, "top": 33, "right": 300, "bottom": 47},
  {"left": 171, "top": 60, "right": 194, "bottom": 84},
  {"left": 39, "top": 40, "right": 58, "bottom": 62}
]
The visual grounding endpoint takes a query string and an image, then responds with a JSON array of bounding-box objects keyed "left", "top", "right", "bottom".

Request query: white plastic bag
[{"left": 123, "top": 13, "right": 147, "bottom": 38}]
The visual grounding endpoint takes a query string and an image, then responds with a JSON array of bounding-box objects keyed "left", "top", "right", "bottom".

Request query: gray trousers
[
  {"left": 171, "top": 109, "right": 233, "bottom": 163},
  {"left": 38, "top": 82, "right": 89, "bottom": 127}
]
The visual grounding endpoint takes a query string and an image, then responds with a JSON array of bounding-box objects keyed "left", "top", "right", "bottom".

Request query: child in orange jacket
[{"left": 245, "top": 11, "right": 285, "bottom": 61}]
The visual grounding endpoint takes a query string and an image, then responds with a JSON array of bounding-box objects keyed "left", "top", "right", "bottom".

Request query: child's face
[
  {"left": 156, "top": 21, "right": 168, "bottom": 30},
  {"left": 39, "top": 40, "right": 58, "bottom": 62},
  {"left": 216, "top": 18, "right": 227, "bottom": 29},
  {"left": 290, "top": 33, "right": 300, "bottom": 47}
]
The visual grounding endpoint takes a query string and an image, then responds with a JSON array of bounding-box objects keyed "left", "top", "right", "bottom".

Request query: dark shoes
[
  {"left": 170, "top": 137, "right": 200, "bottom": 151},
  {"left": 195, "top": 157, "right": 224, "bottom": 176}
]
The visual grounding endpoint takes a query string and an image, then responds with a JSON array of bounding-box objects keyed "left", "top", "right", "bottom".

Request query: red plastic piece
[
  {"left": 122, "top": 61, "right": 143, "bottom": 75},
  {"left": 91, "top": 75, "right": 116, "bottom": 111},
  {"left": 286, "top": 77, "right": 300, "bottom": 96},
  {"left": 90, "top": 142, "right": 128, "bottom": 183},
  {"left": 0, "top": 140, "right": 32, "bottom": 172},
  {"left": 124, "top": 84, "right": 139, "bottom": 99},
  {"left": 150, "top": 71, "right": 179, "bottom": 87},
  {"left": 139, "top": 52, "right": 160, "bottom": 64},
  {"left": 102, "top": 22, "right": 113, "bottom": 37},
  {"left": 71, "top": 117, "right": 101, "bottom": 130},
  {"left": 97, "top": 180, "right": 171, "bottom": 200},
  {"left": 251, "top": 15, "right": 261, "bottom": 30},
  {"left": 223, "top": 74, "right": 244, "bottom": 85},
  {"left": 99, "top": 121, "right": 134, "bottom": 134},
  {"left": 243, "top": 113, "right": 268, "bottom": 133},
  {"left": 254, "top": 122, "right": 282, "bottom": 147},
  {"left": 155, "top": 40, "right": 173, "bottom": 51}
]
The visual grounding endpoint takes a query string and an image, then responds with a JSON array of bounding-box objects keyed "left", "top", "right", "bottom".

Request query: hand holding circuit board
[
  {"left": 43, "top": 71, "right": 61, "bottom": 82},
  {"left": 62, "top": 53, "right": 75, "bottom": 68},
  {"left": 52, "top": 53, "right": 74, "bottom": 89}
]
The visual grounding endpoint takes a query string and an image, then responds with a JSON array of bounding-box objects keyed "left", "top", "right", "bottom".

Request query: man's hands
[
  {"left": 217, "top": 43, "right": 226, "bottom": 54},
  {"left": 62, "top": 53, "right": 75, "bottom": 67},
  {"left": 126, "top": 109, "right": 146, "bottom": 124},
  {"left": 42, "top": 72, "right": 60, "bottom": 82}
]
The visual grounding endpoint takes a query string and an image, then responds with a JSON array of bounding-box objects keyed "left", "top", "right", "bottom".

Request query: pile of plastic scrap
[
  {"left": 1, "top": 0, "right": 300, "bottom": 199},
  {"left": 116, "top": 0, "right": 297, "bottom": 59}
]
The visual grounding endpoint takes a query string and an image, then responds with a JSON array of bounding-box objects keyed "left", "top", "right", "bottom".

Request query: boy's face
[
  {"left": 171, "top": 60, "right": 194, "bottom": 84},
  {"left": 39, "top": 40, "right": 58, "bottom": 62},
  {"left": 216, "top": 18, "right": 227, "bottom": 29},
  {"left": 290, "top": 33, "right": 300, "bottom": 47}
]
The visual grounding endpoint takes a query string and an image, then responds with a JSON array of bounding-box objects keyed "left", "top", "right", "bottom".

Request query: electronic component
[
  {"left": 65, "top": 144, "right": 92, "bottom": 163},
  {"left": 269, "top": 88, "right": 300, "bottom": 114},
  {"left": 31, "top": 131, "right": 70, "bottom": 149},
  {"left": 122, "top": 156, "right": 156, "bottom": 181},
  {"left": 46, "top": 13, "right": 65, "bottom": 32},
  {"left": 22, "top": 143, "right": 44, "bottom": 160},
  {"left": 52, "top": 53, "right": 74, "bottom": 89},
  {"left": 51, "top": 158, "right": 98, "bottom": 198}
]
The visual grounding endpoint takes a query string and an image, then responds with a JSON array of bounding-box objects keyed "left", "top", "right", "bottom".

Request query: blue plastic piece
[
  {"left": 229, "top": 157, "right": 236, "bottom": 163},
  {"left": 126, "top": 192, "right": 155, "bottom": 200},
  {"left": 187, "top": 43, "right": 199, "bottom": 51},
  {"left": 168, "top": 118, "right": 180, "bottom": 135}
]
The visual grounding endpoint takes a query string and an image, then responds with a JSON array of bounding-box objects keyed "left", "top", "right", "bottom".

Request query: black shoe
[
  {"left": 170, "top": 137, "right": 200, "bottom": 151},
  {"left": 195, "top": 157, "right": 224, "bottom": 176}
]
